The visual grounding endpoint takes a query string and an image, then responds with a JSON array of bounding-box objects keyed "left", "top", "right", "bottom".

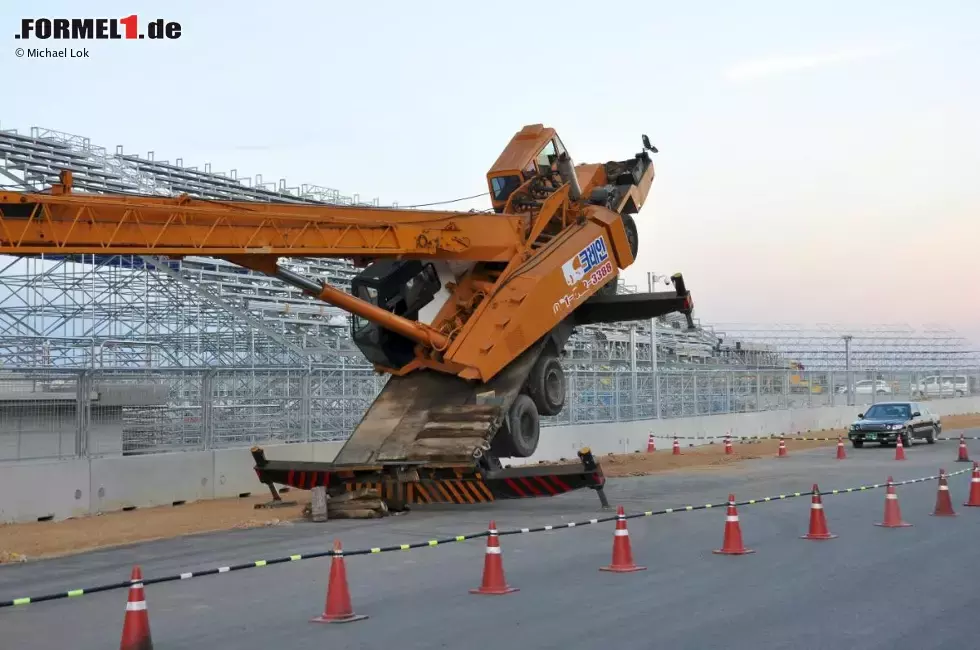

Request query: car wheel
[
  {"left": 927, "top": 426, "right": 937, "bottom": 444},
  {"left": 852, "top": 440, "right": 863, "bottom": 449},
  {"left": 903, "top": 429, "right": 913, "bottom": 448}
]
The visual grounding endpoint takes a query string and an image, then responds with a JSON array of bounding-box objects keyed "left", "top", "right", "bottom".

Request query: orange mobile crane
[{"left": 0, "top": 125, "right": 694, "bottom": 508}]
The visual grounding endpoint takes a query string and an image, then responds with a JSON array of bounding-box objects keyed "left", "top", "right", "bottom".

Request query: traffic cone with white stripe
[
  {"left": 119, "top": 566, "right": 152, "bottom": 650},
  {"left": 874, "top": 476, "right": 912, "bottom": 528},
  {"left": 724, "top": 434, "right": 733, "bottom": 455},
  {"left": 894, "top": 435, "right": 906, "bottom": 461},
  {"left": 800, "top": 484, "right": 837, "bottom": 540},
  {"left": 470, "top": 521, "right": 518, "bottom": 595},
  {"left": 311, "top": 540, "right": 368, "bottom": 623},
  {"left": 646, "top": 434, "right": 656, "bottom": 453},
  {"left": 713, "top": 494, "right": 754, "bottom": 555},
  {"left": 836, "top": 435, "right": 847, "bottom": 460},
  {"left": 964, "top": 462, "right": 980, "bottom": 507},
  {"left": 599, "top": 506, "right": 646, "bottom": 572},
  {"left": 672, "top": 438, "right": 681, "bottom": 455},
  {"left": 956, "top": 434, "right": 970, "bottom": 463},
  {"left": 777, "top": 437, "right": 787, "bottom": 457},
  {"left": 931, "top": 469, "right": 957, "bottom": 517}
]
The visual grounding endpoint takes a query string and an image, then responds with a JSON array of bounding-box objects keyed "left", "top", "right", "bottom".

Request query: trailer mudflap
[{"left": 251, "top": 446, "right": 606, "bottom": 506}]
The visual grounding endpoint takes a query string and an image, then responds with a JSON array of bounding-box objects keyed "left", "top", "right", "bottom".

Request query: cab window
[
  {"left": 536, "top": 141, "right": 557, "bottom": 169},
  {"left": 491, "top": 175, "right": 521, "bottom": 202},
  {"left": 554, "top": 135, "right": 567, "bottom": 158},
  {"left": 523, "top": 160, "right": 537, "bottom": 179}
]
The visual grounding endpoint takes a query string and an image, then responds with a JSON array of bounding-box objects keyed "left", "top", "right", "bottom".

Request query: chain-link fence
[{"left": 1, "top": 366, "right": 977, "bottom": 461}]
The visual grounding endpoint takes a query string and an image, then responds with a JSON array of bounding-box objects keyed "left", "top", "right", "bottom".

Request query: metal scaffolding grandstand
[{"left": 714, "top": 323, "right": 980, "bottom": 370}]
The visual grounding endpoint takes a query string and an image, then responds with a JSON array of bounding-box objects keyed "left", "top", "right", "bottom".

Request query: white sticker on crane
[{"left": 562, "top": 236, "right": 609, "bottom": 287}]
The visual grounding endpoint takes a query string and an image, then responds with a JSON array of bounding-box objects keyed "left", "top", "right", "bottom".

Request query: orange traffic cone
[
  {"left": 311, "top": 540, "right": 368, "bottom": 623},
  {"left": 777, "top": 437, "right": 787, "bottom": 457},
  {"left": 836, "top": 435, "right": 847, "bottom": 460},
  {"left": 724, "top": 435, "right": 733, "bottom": 455},
  {"left": 713, "top": 494, "right": 754, "bottom": 555},
  {"left": 964, "top": 462, "right": 980, "bottom": 507},
  {"left": 931, "top": 469, "right": 957, "bottom": 517},
  {"left": 470, "top": 521, "right": 518, "bottom": 595},
  {"left": 672, "top": 438, "right": 681, "bottom": 455},
  {"left": 956, "top": 435, "right": 970, "bottom": 463},
  {"left": 800, "top": 484, "right": 837, "bottom": 540},
  {"left": 119, "top": 566, "right": 152, "bottom": 650},
  {"left": 646, "top": 434, "right": 656, "bottom": 453},
  {"left": 894, "top": 435, "right": 906, "bottom": 461},
  {"left": 599, "top": 506, "right": 646, "bottom": 572},
  {"left": 874, "top": 477, "right": 912, "bottom": 528}
]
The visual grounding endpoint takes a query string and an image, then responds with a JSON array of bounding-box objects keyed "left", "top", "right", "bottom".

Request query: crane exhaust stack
[{"left": 556, "top": 152, "right": 582, "bottom": 201}]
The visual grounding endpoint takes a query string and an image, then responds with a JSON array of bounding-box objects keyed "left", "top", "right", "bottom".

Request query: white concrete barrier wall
[
  {"left": 522, "top": 396, "right": 980, "bottom": 463},
  {"left": 0, "top": 442, "right": 344, "bottom": 524},
  {"left": 2, "top": 399, "right": 978, "bottom": 524}
]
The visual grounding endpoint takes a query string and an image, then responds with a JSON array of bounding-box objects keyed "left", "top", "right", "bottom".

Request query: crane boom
[{"left": 0, "top": 174, "right": 525, "bottom": 260}]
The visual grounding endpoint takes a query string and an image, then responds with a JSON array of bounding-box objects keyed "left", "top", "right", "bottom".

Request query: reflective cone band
[
  {"left": 119, "top": 566, "right": 152, "bottom": 650},
  {"left": 930, "top": 469, "right": 957, "bottom": 517},
  {"left": 894, "top": 435, "right": 906, "bottom": 461},
  {"left": 874, "top": 476, "right": 912, "bottom": 528},
  {"left": 964, "top": 462, "right": 980, "bottom": 507},
  {"left": 956, "top": 435, "right": 970, "bottom": 462},
  {"left": 836, "top": 436, "right": 846, "bottom": 460},
  {"left": 470, "top": 521, "right": 518, "bottom": 595},
  {"left": 673, "top": 438, "right": 681, "bottom": 455},
  {"left": 599, "top": 506, "right": 646, "bottom": 572},
  {"left": 777, "top": 438, "right": 787, "bottom": 457},
  {"left": 713, "top": 494, "right": 754, "bottom": 555},
  {"left": 647, "top": 434, "right": 656, "bottom": 453},
  {"left": 311, "top": 540, "right": 368, "bottom": 623},
  {"left": 800, "top": 484, "right": 837, "bottom": 540},
  {"left": 724, "top": 435, "right": 733, "bottom": 455}
]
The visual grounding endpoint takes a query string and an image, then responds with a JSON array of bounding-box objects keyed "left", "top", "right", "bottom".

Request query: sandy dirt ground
[{"left": 3, "top": 414, "right": 978, "bottom": 563}]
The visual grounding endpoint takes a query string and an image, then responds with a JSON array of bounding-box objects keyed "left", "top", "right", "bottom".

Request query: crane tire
[
  {"left": 489, "top": 426, "right": 516, "bottom": 457},
  {"left": 506, "top": 394, "right": 540, "bottom": 458},
  {"left": 622, "top": 213, "right": 639, "bottom": 259},
  {"left": 528, "top": 353, "right": 566, "bottom": 417}
]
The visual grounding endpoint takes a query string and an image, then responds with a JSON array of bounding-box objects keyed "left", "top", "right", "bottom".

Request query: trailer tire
[
  {"left": 528, "top": 354, "right": 566, "bottom": 417},
  {"left": 506, "top": 394, "right": 540, "bottom": 458}
]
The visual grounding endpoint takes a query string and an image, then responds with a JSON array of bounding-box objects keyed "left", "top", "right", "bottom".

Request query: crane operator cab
[{"left": 486, "top": 125, "right": 570, "bottom": 213}]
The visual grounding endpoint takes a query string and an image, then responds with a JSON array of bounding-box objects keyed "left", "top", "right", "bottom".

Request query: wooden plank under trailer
[{"left": 250, "top": 446, "right": 610, "bottom": 509}]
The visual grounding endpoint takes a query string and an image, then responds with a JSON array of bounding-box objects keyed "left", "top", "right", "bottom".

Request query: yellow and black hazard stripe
[
  {"left": 342, "top": 478, "right": 496, "bottom": 504},
  {"left": 410, "top": 479, "right": 495, "bottom": 504}
]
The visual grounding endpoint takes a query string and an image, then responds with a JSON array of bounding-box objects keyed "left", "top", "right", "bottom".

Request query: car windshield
[{"left": 864, "top": 404, "right": 910, "bottom": 420}]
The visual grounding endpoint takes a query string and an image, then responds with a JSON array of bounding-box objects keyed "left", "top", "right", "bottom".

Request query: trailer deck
[{"left": 250, "top": 446, "right": 609, "bottom": 508}]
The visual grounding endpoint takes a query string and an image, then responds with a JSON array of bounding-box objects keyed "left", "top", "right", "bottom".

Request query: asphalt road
[{"left": 3, "top": 429, "right": 980, "bottom": 650}]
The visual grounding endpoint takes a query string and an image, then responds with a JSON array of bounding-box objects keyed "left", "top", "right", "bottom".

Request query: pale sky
[{"left": 3, "top": 0, "right": 979, "bottom": 345}]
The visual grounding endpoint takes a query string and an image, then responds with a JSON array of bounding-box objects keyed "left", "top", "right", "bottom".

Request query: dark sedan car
[{"left": 847, "top": 401, "right": 942, "bottom": 448}]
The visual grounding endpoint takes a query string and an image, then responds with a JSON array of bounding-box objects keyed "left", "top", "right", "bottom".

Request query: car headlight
[
  {"left": 849, "top": 424, "right": 858, "bottom": 431},
  {"left": 889, "top": 424, "right": 903, "bottom": 430}
]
